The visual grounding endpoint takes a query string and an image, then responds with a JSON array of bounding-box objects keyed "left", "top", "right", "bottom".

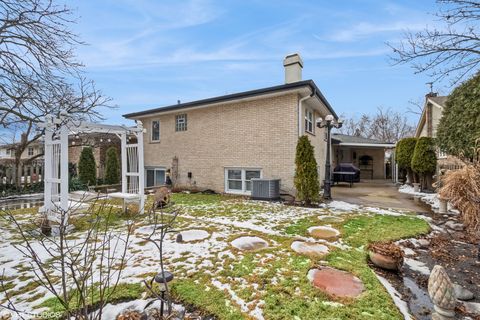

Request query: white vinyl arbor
[{"left": 39, "top": 115, "right": 145, "bottom": 218}]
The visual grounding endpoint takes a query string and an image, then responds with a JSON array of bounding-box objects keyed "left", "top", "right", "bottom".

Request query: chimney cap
[{"left": 283, "top": 53, "right": 303, "bottom": 68}]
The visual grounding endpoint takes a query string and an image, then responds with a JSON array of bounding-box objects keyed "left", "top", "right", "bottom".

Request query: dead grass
[{"left": 439, "top": 163, "right": 480, "bottom": 232}]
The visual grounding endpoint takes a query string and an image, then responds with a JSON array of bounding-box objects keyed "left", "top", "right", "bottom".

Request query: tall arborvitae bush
[
  {"left": 437, "top": 72, "right": 480, "bottom": 162},
  {"left": 411, "top": 137, "right": 437, "bottom": 191},
  {"left": 104, "top": 147, "right": 120, "bottom": 185},
  {"left": 396, "top": 137, "right": 417, "bottom": 184},
  {"left": 294, "top": 135, "right": 320, "bottom": 205},
  {"left": 78, "top": 147, "right": 97, "bottom": 186}
]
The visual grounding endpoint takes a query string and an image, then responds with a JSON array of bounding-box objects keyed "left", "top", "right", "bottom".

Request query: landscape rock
[
  {"left": 453, "top": 283, "right": 474, "bottom": 301},
  {"left": 308, "top": 226, "right": 340, "bottom": 240},
  {"left": 417, "top": 239, "right": 430, "bottom": 248},
  {"left": 231, "top": 236, "right": 268, "bottom": 251},
  {"left": 463, "top": 302, "right": 480, "bottom": 314},
  {"left": 308, "top": 267, "right": 364, "bottom": 298},
  {"left": 445, "top": 221, "right": 464, "bottom": 231},
  {"left": 291, "top": 241, "right": 329, "bottom": 257},
  {"left": 178, "top": 229, "right": 210, "bottom": 242}
]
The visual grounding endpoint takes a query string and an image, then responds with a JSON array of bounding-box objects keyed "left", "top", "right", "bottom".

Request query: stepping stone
[
  {"left": 291, "top": 241, "right": 329, "bottom": 257},
  {"left": 308, "top": 267, "right": 364, "bottom": 298},
  {"left": 308, "top": 226, "right": 340, "bottom": 240},
  {"left": 231, "top": 236, "right": 268, "bottom": 251},
  {"left": 178, "top": 229, "right": 210, "bottom": 242}
]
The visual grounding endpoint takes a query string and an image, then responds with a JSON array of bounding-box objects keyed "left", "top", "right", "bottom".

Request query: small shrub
[
  {"left": 294, "top": 135, "right": 319, "bottom": 205},
  {"left": 78, "top": 147, "right": 96, "bottom": 186},
  {"left": 104, "top": 147, "right": 120, "bottom": 185},
  {"left": 411, "top": 137, "right": 437, "bottom": 190}
]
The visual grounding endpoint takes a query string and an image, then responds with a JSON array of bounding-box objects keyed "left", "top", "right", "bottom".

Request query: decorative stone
[
  {"left": 308, "top": 267, "right": 364, "bottom": 299},
  {"left": 291, "top": 241, "right": 329, "bottom": 257},
  {"left": 178, "top": 229, "right": 209, "bottom": 242},
  {"left": 428, "top": 265, "right": 456, "bottom": 319},
  {"left": 231, "top": 236, "right": 268, "bottom": 251},
  {"left": 308, "top": 226, "right": 340, "bottom": 240},
  {"left": 453, "top": 283, "right": 474, "bottom": 301},
  {"left": 444, "top": 221, "right": 464, "bottom": 231}
]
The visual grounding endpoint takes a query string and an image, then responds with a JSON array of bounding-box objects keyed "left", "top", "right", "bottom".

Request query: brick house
[{"left": 124, "top": 54, "right": 338, "bottom": 195}]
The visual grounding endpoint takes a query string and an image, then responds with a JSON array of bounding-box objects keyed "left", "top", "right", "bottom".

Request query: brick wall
[{"left": 138, "top": 92, "right": 329, "bottom": 194}]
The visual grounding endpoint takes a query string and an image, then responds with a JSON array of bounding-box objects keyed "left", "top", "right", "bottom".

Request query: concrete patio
[{"left": 331, "top": 180, "right": 431, "bottom": 213}]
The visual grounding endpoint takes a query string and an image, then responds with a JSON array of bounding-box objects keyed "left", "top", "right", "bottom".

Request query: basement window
[
  {"left": 305, "top": 109, "right": 314, "bottom": 134},
  {"left": 146, "top": 168, "right": 166, "bottom": 187},
  {"left": 175, "top": 114, "right": 187, "bottom": 132},
  {"left": 225, "top": 168, "right": 261, "bottom": 194}
]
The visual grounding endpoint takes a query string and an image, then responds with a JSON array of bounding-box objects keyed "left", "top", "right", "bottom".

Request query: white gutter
[
  {"left": 298, "top": 89, "right": 315, "bottom": 136},
  {"left": 338, "top": 142, "right": 395, "bottom": 148}
]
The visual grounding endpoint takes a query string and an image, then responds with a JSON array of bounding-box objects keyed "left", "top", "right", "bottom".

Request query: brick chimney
[
  {"left": 283, "top": 53, "right": 303, "bottom": 84},
  {"left": 425, "top": 92, "right": 437, "bottom": 137}
]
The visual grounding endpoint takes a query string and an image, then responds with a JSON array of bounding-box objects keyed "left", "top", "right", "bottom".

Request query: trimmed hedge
[
  {"left": 411, "top": 137, "right": 437, "bottom": 174},
  {"left": 396, "top": 138, "right": 417, "bottom": 169},
  {"left": 294, "top": 135, "right": 319, "bottom": 204},
  {"left": 104, "top": 147, "right": 120, "bottom": 185},
  {"left": 78, "top": 147, "right": 96, "bottom": 186},
  {"left": 437, "top": 72, "right": 480, "bottom": 161}
]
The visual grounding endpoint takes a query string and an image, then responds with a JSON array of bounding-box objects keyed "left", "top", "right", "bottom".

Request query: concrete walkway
[{"left": 331, "top": 180, "right": 431, "bottom": 213}]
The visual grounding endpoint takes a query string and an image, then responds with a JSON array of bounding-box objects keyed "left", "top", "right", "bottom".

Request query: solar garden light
[
  {"left": 316, "top": 115, "right": 343, "bottom": 200},
  {"left": 154, "top": 270, "right": 174, "bottom": 316}
]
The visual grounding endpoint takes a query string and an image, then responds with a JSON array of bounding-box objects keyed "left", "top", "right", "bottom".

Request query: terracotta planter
[{"left": 368, "top": 251, "right": 403, "bottom": 271}]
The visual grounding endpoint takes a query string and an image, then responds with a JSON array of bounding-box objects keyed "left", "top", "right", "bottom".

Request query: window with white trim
[
  {"left": 146, "top": 168, "right": 166, "bottom": 187},
  {"left": 151, "top": 120, "right": 160, "bottom": 141},
  {"left": 28, "top": 147, "right": 34, "bottom": 156},
  {"left": 225, "top": 168, "right": 261, "bottom": 194},
  {"left": 305, "top": 109, "right": 314, "bottom": 134},
  {"left": 175, "top": 114, "right": 187, "bottom": 132}
]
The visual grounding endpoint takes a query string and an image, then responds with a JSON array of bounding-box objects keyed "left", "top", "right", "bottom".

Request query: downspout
[{"left": 298, "top": 87, "right": 316, "bottom": 137}]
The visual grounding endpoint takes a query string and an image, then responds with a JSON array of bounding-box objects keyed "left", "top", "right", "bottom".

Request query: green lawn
[{"left": 2, "top": 193, "right": 430, "bottom": 319}]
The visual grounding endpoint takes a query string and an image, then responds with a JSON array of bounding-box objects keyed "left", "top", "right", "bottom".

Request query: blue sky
[{"left": 68, "top": 0, "right": 448, "bottom": 125}]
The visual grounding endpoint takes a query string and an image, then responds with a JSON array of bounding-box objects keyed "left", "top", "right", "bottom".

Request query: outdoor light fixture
[
  {"left": 317, "top": 115, "right": 343, "bottom": 200},
  {"left": 154, "top": 270, "right": 174, "bottom": 316}
]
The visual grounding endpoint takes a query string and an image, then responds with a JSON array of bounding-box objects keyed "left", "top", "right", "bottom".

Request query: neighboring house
[
  {"left": 68, "top": 133, "right": 122, "bottom": 180},
  {"left": 124, "top": 53, "right": 338, "bottom": 195},
  {"left": 415, "top": 93, "right": 463, "bottom": 169},
  {"left": 0, "top": 142, "right": 44, "bottom": 161},
  {"left": 0, "top": 142, "right": 44, "bottom": 185},
  {"left": 331, "top": 134, "right": 395, "bottom": 180}
]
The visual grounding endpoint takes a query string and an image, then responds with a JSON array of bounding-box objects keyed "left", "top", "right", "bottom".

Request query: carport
[{"left": 331, "top": 134, "right": 395, "bottom": 181}]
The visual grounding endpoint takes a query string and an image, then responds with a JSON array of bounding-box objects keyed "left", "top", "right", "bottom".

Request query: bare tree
[
  {"left": 388, "top": 0, "right": 480, "bottom": 84},
  {"left": 337, "top": 107, "right": 416, "bottom": 142},
  {"left": 0, "top": 1, "right": 112, "bottom": 188},
  {"left": 0, "top": 200, "right": 134, "bottom": 319}
]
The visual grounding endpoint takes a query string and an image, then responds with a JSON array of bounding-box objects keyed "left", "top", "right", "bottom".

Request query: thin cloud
[{"left": 322, "top": 21, "right": 426, "bottom": 42}]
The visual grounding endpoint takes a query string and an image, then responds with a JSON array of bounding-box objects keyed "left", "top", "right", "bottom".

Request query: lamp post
[
  {"left": 154, "top": 270, "right": 174, "bottom": 316},
  {"left": 316, "top": 115, "right": 343, "bottom": 200}
]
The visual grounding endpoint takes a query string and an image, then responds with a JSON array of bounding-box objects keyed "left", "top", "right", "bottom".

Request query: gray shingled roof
[{"left": 331, "top": 133, "right": 392, "bottom": 144}]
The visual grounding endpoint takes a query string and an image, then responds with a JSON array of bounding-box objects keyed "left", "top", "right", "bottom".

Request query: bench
[
  {"left": 108, "top": 192, "right": 141, "bottom": 213},
  {"left": 332, "top": 171, "right": 356, "bottom": 187}
]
